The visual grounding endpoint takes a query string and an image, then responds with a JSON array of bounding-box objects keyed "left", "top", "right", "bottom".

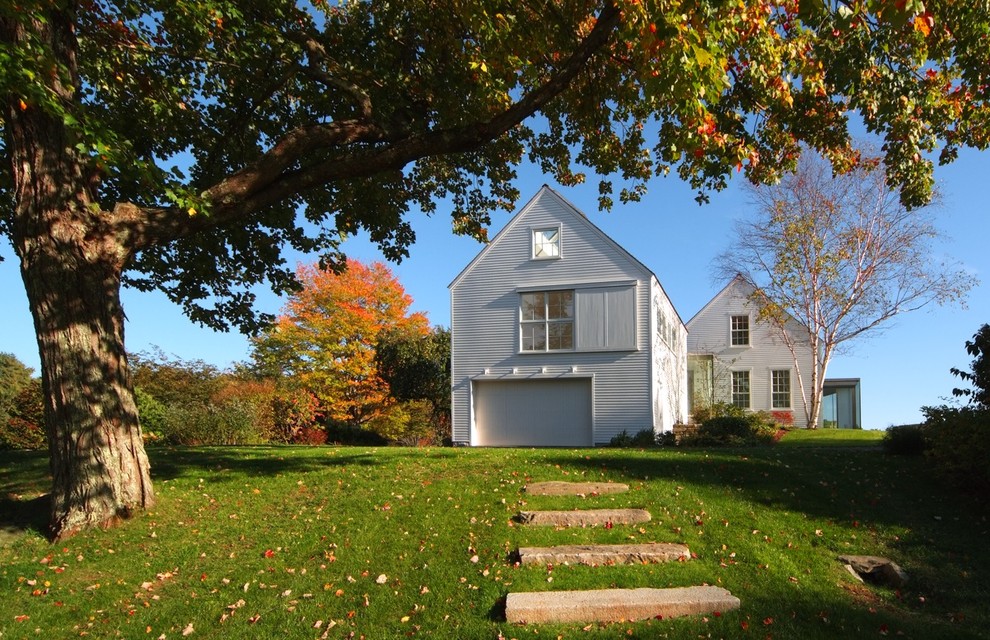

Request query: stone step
[
  {"left": 524, "top": 481, "right": 629, "bottom": 496},
  {"left": 505, "top": 586, "right": 740, "bottom": 624},
  {"left": 516, "top": 509, "right": 651, "bottom": 527},
  {"left": 518, "top": 542, "right": 690, "bottom": 567}
]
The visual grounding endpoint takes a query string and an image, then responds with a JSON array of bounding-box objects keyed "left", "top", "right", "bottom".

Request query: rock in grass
[
  {"left": 505, "top": 586, "right": 740, "bottom": 623},
  {"left": 515, "top": 509, "right": 651, "bottom": 527},
  {"left": 518, "top": 542, "right": 690, "bottom": 566}
]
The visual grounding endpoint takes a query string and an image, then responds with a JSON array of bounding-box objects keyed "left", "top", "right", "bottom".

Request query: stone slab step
[
  {"left": 524, "top": 481, "right": 629, "bottom": 496},
  {"left": 505, "top": 586, "right": 740, "bottom": 624},
  {"left": 519, "top": 542, "right": 690, "bottom": 566},
  {"left": 516, "top": 509, "right": 651, "bottom": 527}
]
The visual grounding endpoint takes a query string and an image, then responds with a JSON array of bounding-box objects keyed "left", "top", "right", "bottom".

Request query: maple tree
[
  {"left": 2, "top": 1, "right": 990, "bottom": 536},
  {"left": 717, "top": 153, "right": 975, "bottom": 428},
  {"left": 252, "top": 259, "right": 428, "bottom": 428}
]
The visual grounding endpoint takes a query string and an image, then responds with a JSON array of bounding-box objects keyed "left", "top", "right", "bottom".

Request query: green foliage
[
  {"left": 950, "top": 324, "right": 990, "bottom": 408},
  {"left": 269, "top": 388, "right": 323, "bottom": 444},
  {"left": 686, "top": 410, "right": 781, "bottom": 447},
  {"left": 160, "top": 400, "right": 264, "bottom": 446},
  {"left": 376, "top": 326, "right": 451, "bottom": 443},
  {"left": 882, "top": 424, "right": 928, "bottom": 456},
  {"left": 364, "top": 400, "right": 435, "bottom": 446},
  {"left": 690, "top": 401, "right": 747, "bottom": 425},
  {"left": 324, "top": 423, "right": 389, "bottom": 446},
  {"left": 922, "top": 405, "right": 990, "bottom": 493},
  {"left": 0, "top": 353, "right": 34, "bottom": 422},
  {"left": 0, "top": 378, "right": 45, "bottom": 450},
  {"left": 607, "top": 428, "right": 677, "bottom": 448},
  {"left": 130, "top": 349, "right": 224, "bottom": 407},
  {"left": 135, "top": 387, "right": 168, "bottom": 445},
  {"left": 4, "top": 444, "right": 990, "bottom": 638}
]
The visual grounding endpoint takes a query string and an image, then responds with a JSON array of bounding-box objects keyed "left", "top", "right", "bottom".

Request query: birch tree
[{"left": 718, "top": 153, "right": 976, "bottom": 428}]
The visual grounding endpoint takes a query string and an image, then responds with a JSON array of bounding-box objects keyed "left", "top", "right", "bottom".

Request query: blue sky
[{"left": 2, "top": 149, "right": 988, "bottom": 429}]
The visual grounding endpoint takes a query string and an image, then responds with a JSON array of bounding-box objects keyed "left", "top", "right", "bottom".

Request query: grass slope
[{"left": 1, "top": 439, "right": 987, "bottom": 639}]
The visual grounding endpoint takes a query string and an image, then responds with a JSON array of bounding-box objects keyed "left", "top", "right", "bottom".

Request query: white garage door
[{"left": 473, "top": 379, "right": 593, "bottom": 447}]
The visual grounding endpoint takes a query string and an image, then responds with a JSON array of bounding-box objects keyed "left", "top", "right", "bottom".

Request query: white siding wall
[
  {"left": 650, "top": 277, "right": 688, "bottom": 432},
  {"left": 450, "top": 188, "right": 660, "bottom": 445},
  {"left": 686, "top": 279, "right": 815, "bottom": 428}
]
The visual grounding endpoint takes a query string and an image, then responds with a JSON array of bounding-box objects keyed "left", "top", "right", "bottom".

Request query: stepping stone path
[
  {"left": 504, "top": 480, "right": 740, "bottom": 625},
  {"left": 516, "top": 508, "right": 651, "bottom": 527},
  {"left": 505, "top": 586, "right": 740, "bottom": 624},
  {"left": 524, "top": 481, "right": 629, "bottom": 496},
  {"left": 518, "top": 542, "right": 690, "bottom": 566}
]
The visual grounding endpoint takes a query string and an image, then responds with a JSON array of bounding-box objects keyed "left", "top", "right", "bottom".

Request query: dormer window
[{"left": 533, "top": 227, "right": 560, "bottom": 259}]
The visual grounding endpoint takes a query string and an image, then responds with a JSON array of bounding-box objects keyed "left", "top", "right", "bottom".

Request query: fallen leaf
[{"left": 182, "top": 622, "right": 194, "bottom": 636}]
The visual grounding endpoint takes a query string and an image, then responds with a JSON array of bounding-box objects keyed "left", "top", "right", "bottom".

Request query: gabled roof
[
  {"left": 686, "top": 274, "right": 807, "bottom": 335},
  {"left": 449, "top": 185, "right": 641, "bottom": 285},
  {"left": 685, "top": 274, "right": 751, "bottom": 329}
]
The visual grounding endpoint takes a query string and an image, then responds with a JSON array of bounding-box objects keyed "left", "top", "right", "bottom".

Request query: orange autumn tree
[{"left": 252, "top": 259, "right": 428, "bottom": 428}]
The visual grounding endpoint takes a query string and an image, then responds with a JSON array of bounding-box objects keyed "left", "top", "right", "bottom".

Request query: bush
[
  {"left": 365, "top": 400, "right": 436, "bottom": 445},
  {"left": 882, "top": 424, "right": 928, "bottom": 455},
  {"left": 324, "top": 423, "right": 389, "bottom": 446},
  {"left": 292, "top": 426, "right": 328, "bottom": 445},
  {"left": 922, "top": 405, "right": 990, "bottom": 492},
  {"left": 161, "top": 400, "right": 264, "bottom": 445},
  {"left": 607, "top": 428, "right": 675, "bottom": 448},
  {"left": 0, "top": 379, "right": 46, "bottom": 450},
  {"left": 136, "top": 387, "right": 168, "bottom": 445},
  {"left": 684, "top": 410, "right": 780, "bottom": 446},
  {"left": 0, "top": 417, "right": 47, "bottom": 450}
]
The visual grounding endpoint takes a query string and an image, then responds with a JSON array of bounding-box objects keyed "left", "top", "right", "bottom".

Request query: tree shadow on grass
[
  {"left": 147, "top": 445, "right": 387, "bottom": 483},
  {"left": 0, "top": 493, "right": 50, "bottom": 544}
]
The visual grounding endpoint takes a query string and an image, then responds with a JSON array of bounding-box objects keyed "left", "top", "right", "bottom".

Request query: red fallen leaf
[
  {"left": 741, "top": 621, "right": 749, "bottom": 630},
  {"left": 604, "top": 521, "right": 613, "bottom": 529},
  {"left": 14, "top": 615, "right": 30, "bottom": 622},
  {"left": 200, "top": 573, "right": 208, "bottom": 581},
  {"left": 263, "top": 549, "right": 275, "bottom": 558},
  {"left": 713, "top": 611, "right": 722, "bottom": 617},
  {"left": 763, "top": 617, "right": 774, "bottom": 625},
  {"left": 879, "top": 624, "right": 889, "bottom": 635}
]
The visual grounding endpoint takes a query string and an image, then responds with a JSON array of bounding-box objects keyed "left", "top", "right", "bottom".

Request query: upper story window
[
  {"left": 532, "top": 228, "right": 560, "bottom": 259},
  {"left": 730, "top": 314, "right": 750, "bottom": 346},
  {"left": 520, "top": 290, "right": 574, "bottom": 351}
]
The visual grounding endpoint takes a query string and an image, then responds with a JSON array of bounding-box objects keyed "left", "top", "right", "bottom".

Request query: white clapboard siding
[
  {"left": 685, "top": 276, "right": 815, "bottom": 428},
  {"left": 449, "top": 186, "right": 687, "bottom": 445}
]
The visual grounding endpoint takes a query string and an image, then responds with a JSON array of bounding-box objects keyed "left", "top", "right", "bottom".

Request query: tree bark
[
  {"left": 5, "top": 7, "right": 154, "bottom": 540},
  {"left": 21, "top": 250, "right": 155, "bottom": 540}
]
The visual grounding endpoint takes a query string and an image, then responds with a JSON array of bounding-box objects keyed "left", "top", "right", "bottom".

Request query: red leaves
[{"left": 263, "top": 549, "right": 275, "bottom": 559}]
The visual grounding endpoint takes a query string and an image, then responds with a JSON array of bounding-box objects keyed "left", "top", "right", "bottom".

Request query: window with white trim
[
  {"left": 520, "top": 290, "right": 574, "bottom": 351},
  {"left": 532, "top": 228, "right": 560, "bottom": 259},
  {"left": 730, "top": 314, "right": 750, "bottom": 346},
  {"left": 731, "top": 370, "right": 751, "bottom": 408},
  {"left": 771, "top": 369, "right": 791, "bottom": 409}
]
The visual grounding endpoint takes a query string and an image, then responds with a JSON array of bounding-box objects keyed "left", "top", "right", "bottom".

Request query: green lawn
[{"left": 1, "top": 442, "right": 987, "bottom": 639}]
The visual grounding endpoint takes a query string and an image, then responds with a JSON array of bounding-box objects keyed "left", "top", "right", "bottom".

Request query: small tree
[
  {"left": 718, "top": 153, "right": 976, "bottom": 428},
  {"left": 950, "top": 324, "right": 990, "bottom": 409},
  {"left": 252, "top": 259, "right": 429, "bottom": 428},
  {"left": 376, "top": 327, "right": 451, "bottom": 443}
]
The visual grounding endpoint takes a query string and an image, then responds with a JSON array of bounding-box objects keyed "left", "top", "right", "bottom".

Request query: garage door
[{"left": 473, "top": 379, "right": 593, "bottom": 447}]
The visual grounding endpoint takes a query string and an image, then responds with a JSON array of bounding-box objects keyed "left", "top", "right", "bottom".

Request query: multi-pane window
[
  {"left": 533, "top": 228, "right": 560, "bottom": 258},
  {"left": 731, "top": 370, "right": 751, "bottom": 408},
  {"left": 771, "top": 369, "right": 791, "bottom": 409},
  {"left": 730, "top": 315, "right": 750, "bottom": 346},
  {"left": 521, "top": 290, "right": 574, "bottom": 351}
]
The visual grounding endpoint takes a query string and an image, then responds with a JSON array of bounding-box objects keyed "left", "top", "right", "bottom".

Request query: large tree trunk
[
  {"left": 22, "top": 251, "right": 155, "bottom": 540},
  {"left": 4, "top": 7, "right": 154, "bottom": 540}
]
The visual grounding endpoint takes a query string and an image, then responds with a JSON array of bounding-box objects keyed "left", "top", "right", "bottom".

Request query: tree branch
[{"left": 115, "top": 1, "right": 621, "bottom": 248}]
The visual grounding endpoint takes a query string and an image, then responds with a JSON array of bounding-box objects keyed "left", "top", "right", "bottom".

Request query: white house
[
  {"left": 685, "top": 275, "right": 816, "bottom": 428},
  {"left": 449, "top": 186, "right": 687, "bottom": 446}
]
